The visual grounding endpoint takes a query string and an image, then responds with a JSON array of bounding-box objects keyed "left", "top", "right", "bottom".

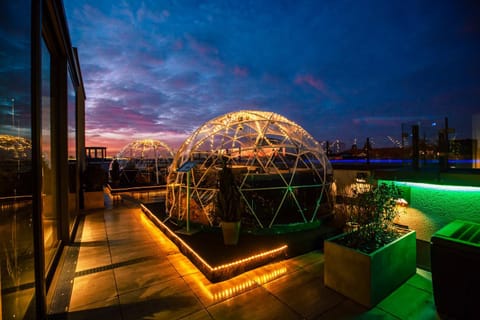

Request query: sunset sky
[{"left": 64, "top": 0, "right": 480, "bottom": 156}]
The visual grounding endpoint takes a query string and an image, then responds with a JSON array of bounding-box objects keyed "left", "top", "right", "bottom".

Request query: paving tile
[
  {"left": 179, "top": 308, "right": 214, "bottom": 320},
  {"left": 313, "top": 299, "right": 372, "bottom": 320},
  {"left": 79, "top": 226, "right": 107, "bottom": 242},
  {"left": 104, "top": 217, "right": 144, "bottom": 233},
  {"left": 377, "top": 282, "right": 439, "bottom": 319},
  {"left": 69, "top": 270, "right": 117, "bottom": 311},
  {"left": 119, "top": 278, "right": 204, "bottom": 320},
  {"left": 113, "top": 257, "right": 181, "bottom": 295},
  {"left": 106, "top": 228, "right": 156, "bottom": 244},
  {"left": 300, "top": 258, "right": 325, "bottom": 275},
  {"left": 109, "top": 241, "right": 164, "bottom": 264},
  {"left": 136, "top": 213, "right": 181, "bottom": 254},
  {"left": 167, "top": 252, "right": 202, "bottom": 277},
  {"left": 66, "top": 297, "right": 122, "bottom": 320},
  {"left": 354, "top": 307, "right": 400, "bottom": 320},
  {"left": 76, "top": 245, "right": 111, "bottom": 272},
  {"left": 150, "top": 235, "right": 182, "bottom": 255},
  {"left": 263, "top": 267, "right": 344, "bottom": 319},
  {"left": 407, "top": 270, "right": 433, "bottom": 294},
  {"left": 79, "top": 219, "right": 107, "bottom": 242},
  {"left": 207, "top": 286, "right": 302, "bottom": 320},
  {"left": 288, "top": 250, "right": 325, "bottom": 270}
]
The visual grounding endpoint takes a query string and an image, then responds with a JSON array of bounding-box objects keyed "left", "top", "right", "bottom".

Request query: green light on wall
[
  {"left": 379, "top": 179, "right": 480, "bottom": 223},
  {"left": 380, "top": 180, "right": 480, "bottom": 193}
]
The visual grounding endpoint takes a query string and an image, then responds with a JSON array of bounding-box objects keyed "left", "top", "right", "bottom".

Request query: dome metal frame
[
  {"left": 166, "top": 110, "right": 333, "bottom": 229},
  {"left": 114, "top": 139, "right": 174, "bottom": 185}
]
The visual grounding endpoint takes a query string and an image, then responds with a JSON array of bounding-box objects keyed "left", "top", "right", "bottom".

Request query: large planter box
[
  {"left": 83, "top": 191, "right": 105, "bottom": 209},
  {"left": 324, "top": 229, "right": 416, "bottom": 308}
]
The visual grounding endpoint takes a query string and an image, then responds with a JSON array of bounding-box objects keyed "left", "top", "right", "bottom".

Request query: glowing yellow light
[
  {"left": 141, "top": 204, "right": 288, "bottom": 276},
  {"left": 210, "top": 267, "right": 287, "bottom": 301}
]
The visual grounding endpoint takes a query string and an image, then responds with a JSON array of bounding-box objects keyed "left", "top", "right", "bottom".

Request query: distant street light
[{"left": 12, "top": 97, "right": 15, "bottom": 129}]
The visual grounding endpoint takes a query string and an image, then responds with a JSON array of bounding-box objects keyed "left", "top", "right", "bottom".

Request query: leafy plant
[
  {"left": 335, "top": 181, "right": 404, "bottom": 253},
  {"left": 216, "top": 158, "right": 242, "bottom": 222}
]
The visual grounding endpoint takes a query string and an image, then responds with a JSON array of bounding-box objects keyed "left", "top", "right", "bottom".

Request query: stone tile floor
[{"left": 47, "top": 201, "right": 440, "bottom": 319}]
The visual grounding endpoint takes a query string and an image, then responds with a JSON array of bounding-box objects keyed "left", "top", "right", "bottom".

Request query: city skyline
[{"left": 62, "top": 0, "right": 480, "bottom": 155}]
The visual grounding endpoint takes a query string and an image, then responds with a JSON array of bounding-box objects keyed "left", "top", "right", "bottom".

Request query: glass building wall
[
  {"left": 0, "top": 1, "right": 36, "bottom": 318},
  {"left": 67, "top": 68, "right": 77, "bottom": 234},
  {"left": 1, "top": 1, "right": 85, "bottom": 318},
  {"left": 41, "top": 37, "right": 60, "bottom": 274}
]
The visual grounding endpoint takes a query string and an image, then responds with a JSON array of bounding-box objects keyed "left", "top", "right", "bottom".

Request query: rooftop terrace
[{"left": 47, "top": 199, "right": 438, "bottom": 319}]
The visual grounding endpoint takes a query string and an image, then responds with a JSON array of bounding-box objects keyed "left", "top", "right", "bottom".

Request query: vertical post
[
  {"left": 12, "top": 97, "right": 15, "bottom": 129},
  {"left": 154, "top": 146, "right": 159, "bottom": 185},
  {"left": 186, "top": 170, "right": 190, "bottom": 233},
  {"left": 444, "top": 117, "right": 449, "bottom": 170},
  {"left": 412, "top": 125, "right": 419, "bottom": 169},
  {"left": 366, "top": 137, "right": 370, "bottom": 166}
]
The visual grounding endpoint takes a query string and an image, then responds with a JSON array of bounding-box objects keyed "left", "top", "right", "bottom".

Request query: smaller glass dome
[{"left": 113, "top": 139, "right": 174, "bottom": 185}]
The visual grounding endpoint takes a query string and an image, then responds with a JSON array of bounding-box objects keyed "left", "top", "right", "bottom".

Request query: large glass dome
[
  {"left": 114, "top": 139, "right": 174, "bottom": 185},
  {"left": 166, "top": 110, "right": 333, "bottom": 230}
]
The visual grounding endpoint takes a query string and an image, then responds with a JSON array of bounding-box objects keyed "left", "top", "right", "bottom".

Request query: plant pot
[
  {"left": 324, "top": 229, "right": 416, "bottom": 308},
  {"left": 221, "top": 221, "right": 241, "bottom": 245}
]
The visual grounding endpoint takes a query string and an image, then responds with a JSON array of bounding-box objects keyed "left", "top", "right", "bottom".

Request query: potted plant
[
  {"left": 324, "top": 181, "right": 416, "bottom": 308},
  {"left": 216, "top": 158, "right": 242, "bottom": 245}
]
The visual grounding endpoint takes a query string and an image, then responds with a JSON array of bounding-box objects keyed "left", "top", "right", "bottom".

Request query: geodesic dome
[
  {"left": 166, "top": 110, "right": 333, "bottom": 230},
  {"left": 113, "top": 139, "right": 174, "bottom": 185}
]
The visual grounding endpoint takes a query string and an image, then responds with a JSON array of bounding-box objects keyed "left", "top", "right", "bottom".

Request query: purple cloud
[{"left": 61, "top": 0, "right": 480, "bottom": 155}]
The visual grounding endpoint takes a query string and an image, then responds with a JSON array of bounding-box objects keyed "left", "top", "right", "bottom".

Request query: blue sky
[{"left": 64, "top": 0, "right": 480, "bottom": 154}]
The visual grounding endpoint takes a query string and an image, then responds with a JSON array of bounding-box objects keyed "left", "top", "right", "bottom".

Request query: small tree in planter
[
  {"left": 336, "top": 182, "right": 404, "bottom": 252},
  {"left": 325, "top": 181, "right": 416, "bottom": 307},
  {"left": 216, "top": 158, "right": 242, "bottom": 245}
]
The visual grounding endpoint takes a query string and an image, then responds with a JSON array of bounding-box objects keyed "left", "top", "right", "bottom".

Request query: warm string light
[
  {"left": 212, "top": 280, "right": 256, "bottom": 301},
  {"left": 141, "top": 204, "right": 214, "bottom": 271},
  {"left": 140, "top": 204, "right": 288, "bottom": 275},
  {"left": 212, "top": 245, "right": 288, "bottom": 271},
  {"left": 255, "top": 266, "right": 287, "bottom": 284},
  {"left": 211, "top": 267, "right": 287, "bottom": 301}
]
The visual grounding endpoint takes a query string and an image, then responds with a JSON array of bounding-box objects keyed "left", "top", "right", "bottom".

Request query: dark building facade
[{"left": 0, "top": 0, "right": 86, "bottom": 318}]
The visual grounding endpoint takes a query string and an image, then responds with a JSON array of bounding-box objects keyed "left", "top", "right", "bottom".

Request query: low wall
[{"left": 379, "top": 180, "right": 480, "bottom": 241}]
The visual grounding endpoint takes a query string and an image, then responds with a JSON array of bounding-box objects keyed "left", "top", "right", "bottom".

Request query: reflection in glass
[
  {"left": 67, "top": 69, "right": 77, "bottom": 234},
  {"left": 0, "top": 1, "right": 35, "bottom": 317},
  {"left": 41, "top": 38, "right": 59, "bottom": 272}
]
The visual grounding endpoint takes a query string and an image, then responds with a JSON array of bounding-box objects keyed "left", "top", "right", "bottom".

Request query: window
[
  {"left": 0, "top": 1, "right": 35, "bottom": 317},
  {"left": 41, "top": 37, "right": 59, "bottom": 272},
  {"left": 67, "top": 68, "right": 77, "bottom": 233}
]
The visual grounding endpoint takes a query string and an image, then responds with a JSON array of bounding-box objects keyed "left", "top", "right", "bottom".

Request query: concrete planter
[
  {"left": 83, "top": 191, "right": 105, "bottom": 209},
  {"left": 324, "top": 229, "right": 416, "bottom": 308}
]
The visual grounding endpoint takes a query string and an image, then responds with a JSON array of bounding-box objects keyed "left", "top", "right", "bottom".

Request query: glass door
[{"left": 41, "top": 37, "right": 60, "bottom": 272}]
